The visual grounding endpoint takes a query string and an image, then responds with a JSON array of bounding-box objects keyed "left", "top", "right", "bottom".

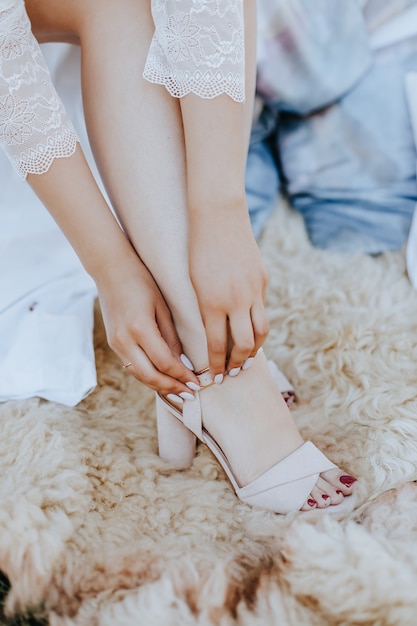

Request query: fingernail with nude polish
[
  {"left": 228, "top": 367, "right": 241, "bottom": 377},
  {"left": 214, "top": 374, "right": 224, "bottom": 385},
  {"left": 180, "top": 354, "right": 194, "bottom": 371},
  {"left": 167, "top": 394, "right": 183, "bottom": 404},
  {"left": 179, "top": 391, "right": 195, "bottom": 401},
  {"left": 186, "top": 381, "right": 200, "bottom": 392},
  {"left": 340, "top": 475, "right": 357, "bottom": 488},
  {"left": 242, "top": 357, "right": 254, "bottom": 371}
]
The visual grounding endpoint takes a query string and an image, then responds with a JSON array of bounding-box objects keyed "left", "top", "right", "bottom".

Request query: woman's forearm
[
  {"left": 180, "top": 92, "right": 248, "bottom": 218},
  {"left": 27, "top": 145, "right": 139, "bottom": 284},
  {"left": 28, "top": 144, "right": 201, "bottom": 395},
  {"left": 177, "top": 1, "right": 268, "bottom": 377},
  {"left": 179, "top": 0, "right": 257, "bottom": 221}
]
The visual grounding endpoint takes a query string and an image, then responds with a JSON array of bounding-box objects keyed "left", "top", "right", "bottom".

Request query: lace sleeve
[
  {"left": 0, "top": 0, "right": 78, "bottom": 178},
  {"left": 143, "top": 0, "right": 245, "bottom": 102}
]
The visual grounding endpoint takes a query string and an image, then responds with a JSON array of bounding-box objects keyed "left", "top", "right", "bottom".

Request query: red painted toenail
[
  {"left": 336, "top": 490, "right": 343, "bottom": 495},
  {"left": 340, "top": 475, "right": 357, "bottom": 487},
  {"left": 322, "top": 494, "right": 330, "bottom": 500},
  {"left": 307, "top": 499, "right": 317, "bottom": 507}
]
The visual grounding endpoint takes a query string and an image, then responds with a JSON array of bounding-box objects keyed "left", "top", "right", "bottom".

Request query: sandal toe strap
[{"left": 237, "top": 441, "right": 337, "bottom": 514}]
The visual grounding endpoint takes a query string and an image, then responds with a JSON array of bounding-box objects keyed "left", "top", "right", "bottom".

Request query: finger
[
  {"left": 155, "top": 303, "right": 183, "bottom": 358},
  {"left": 262, "top": 268, "right": 268, "bottom": 303},
  {"left": 204, "top": 312, "right": 228, "bottom": 381},
  {"left": 120, "top": 344, "right": 196, "bottom": 400},
  {"left": 250, "top": 303, "right": 270, "bottom": 355},
  {"left": 226, "top": 312, "right": 255, "bottom": 374},
  {"left": 155, "top": 305, "right": 200, "bottom": 386},
  {"left": 139, "top": 320, "right": 200, "bottom": 390}
]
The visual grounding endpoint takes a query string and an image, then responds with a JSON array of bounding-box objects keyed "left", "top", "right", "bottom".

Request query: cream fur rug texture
[{"left": 2, "top": 201, "right": 417, "bottom": 626}]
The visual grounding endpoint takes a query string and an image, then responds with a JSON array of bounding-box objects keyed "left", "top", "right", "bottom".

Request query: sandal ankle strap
[{"left": 194, "top": 367, "right": 214, "bottom": 389}]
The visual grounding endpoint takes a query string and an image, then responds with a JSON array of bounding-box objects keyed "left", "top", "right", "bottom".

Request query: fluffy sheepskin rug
[{"left": 2, "top": 201, "right": 417, "bottom": 626}]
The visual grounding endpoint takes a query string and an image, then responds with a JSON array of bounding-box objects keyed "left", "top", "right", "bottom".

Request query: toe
[
  {"left": 315, "top": 477, "right": 344, "bottom": 506},
  {"left": 310, "top": 484, "right": 332, "bottom": 508},
  {"left": 301, "top": 495, "right": 318, "bottom": 511},
  {"left": 300, "top": 480, "right": 344, "bottom": 511},
  {"left": 321, "top": 468, "right": 357, "bottom": 496},
  {"left": 282, "top": 391, "right": 296, "bottom": 408},
  {"left": 300, "top": 473, "right": 350, "bottom": 511}
]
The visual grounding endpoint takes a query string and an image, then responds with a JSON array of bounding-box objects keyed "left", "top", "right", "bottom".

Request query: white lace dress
[{"left": 0, "top": 0, "right": 245, "bottom": 178}]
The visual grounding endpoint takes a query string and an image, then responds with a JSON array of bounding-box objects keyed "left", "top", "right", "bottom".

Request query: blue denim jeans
[{"left": 246, "top": 0, "right": 417, "bottom": 252}]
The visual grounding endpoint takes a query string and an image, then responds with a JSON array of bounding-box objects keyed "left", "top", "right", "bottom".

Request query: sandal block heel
[{"left": 156, "top": 394, "right": 196, "bottom": 468}]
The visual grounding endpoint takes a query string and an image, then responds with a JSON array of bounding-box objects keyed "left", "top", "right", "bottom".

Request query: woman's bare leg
[{"left": 27, "top": 0, "right": 356, "bottom": 509}]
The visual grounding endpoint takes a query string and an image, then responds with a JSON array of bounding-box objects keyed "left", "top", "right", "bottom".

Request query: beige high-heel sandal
[{"left": 156, "top": 361, "right": 342, "bottom": 515}]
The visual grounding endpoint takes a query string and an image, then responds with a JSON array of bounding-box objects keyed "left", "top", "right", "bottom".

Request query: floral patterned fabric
[
  {"left": 0, "top": 0, "right": 78, "bottom": 177},
  {"left": 144, "top": 0, "right": 245, "bottom": 101}
]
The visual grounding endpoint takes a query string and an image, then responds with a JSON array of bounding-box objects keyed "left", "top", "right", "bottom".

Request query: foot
[{"left": 198, "top": 351, "right": 356, "bottom": 511}]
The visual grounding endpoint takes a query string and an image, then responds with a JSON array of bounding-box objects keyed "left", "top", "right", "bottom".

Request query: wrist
[
  {"left": 84, "top": 236, "right": 142, "bottom": 287},
  {"left": 188, "top": 193, "right": 249, "bottom": 224}
]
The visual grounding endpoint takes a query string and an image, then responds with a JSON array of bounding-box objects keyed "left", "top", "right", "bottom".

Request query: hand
[
  {"left": 95, "top": 251, "right": 200, "bottom": 400},
  {"left": 189, "top": 204, "right": 269, "bottom": 378}
]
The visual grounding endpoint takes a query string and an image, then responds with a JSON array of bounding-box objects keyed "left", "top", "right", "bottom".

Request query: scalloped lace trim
[
  {"left": 14, "top": 125, "right": 78, "bottom": 177},
  {"left": 144, "top": 0, "right": 245, "bottom": 102},
  {"left": 143, "top": 66, "right": 244, "bottom": 101}
]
